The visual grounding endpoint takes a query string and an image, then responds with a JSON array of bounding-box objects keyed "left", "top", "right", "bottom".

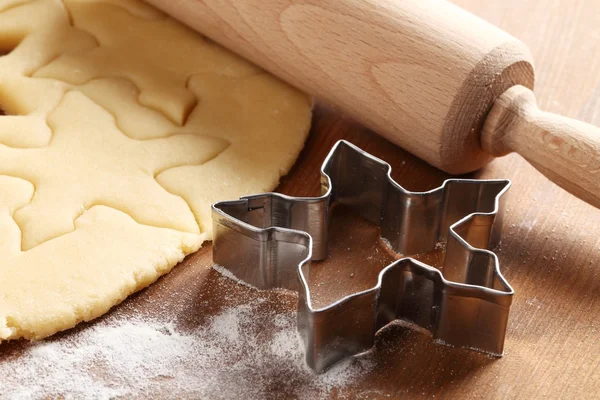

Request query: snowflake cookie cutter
[{"left": 211, "top": 140, "right": 513, "bottom": 373}]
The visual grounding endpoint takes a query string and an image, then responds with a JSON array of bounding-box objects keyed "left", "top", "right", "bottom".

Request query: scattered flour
[
  {"left": 1, "top": 296, "right": 373, "bottom": 399},
  {"left": 212, "top": 264, "right": 258, "bottom": 290}
]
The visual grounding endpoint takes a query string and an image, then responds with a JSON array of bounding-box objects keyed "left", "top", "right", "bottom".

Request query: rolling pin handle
[{"left": 482, "top": 85, "right": 600, "bottom": 208}]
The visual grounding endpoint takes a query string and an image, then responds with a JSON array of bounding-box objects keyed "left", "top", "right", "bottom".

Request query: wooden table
[
  {"left": 277, "top": 0, "right": 600, "bottom": 396},
  {"left": 3, "top": 0, "right": 599, "bottom": 398}
]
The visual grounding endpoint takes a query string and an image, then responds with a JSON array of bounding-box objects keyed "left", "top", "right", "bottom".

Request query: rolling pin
[{"left": 147, "top": 0, "right": 600, "bottom": 208}]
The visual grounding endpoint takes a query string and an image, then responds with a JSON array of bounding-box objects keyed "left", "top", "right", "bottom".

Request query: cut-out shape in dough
[
  {"left": 0, "top": 0, "right": 311, "bottom": 341},
  {"left": 0, "top": 0, "right": 97, "bottom": 76},
  {"left": 98, "top": 0, "right": 166, "bottom": 19},
  {"left": 0, "top": 91, "right": 229, "bottom": 250},
  {"left": 157, "top": 72, "right": 313, "bottom": 228},
  {"left": 78, "top": 77, "right": 183, "bottom": 140},
  {"left": 36, "top": 0, "right": 259, "bottom": 125},
  {"left": 0, "top": 204, "right": 204, "bottom": 340},
  {"left": 0, "top": 175, "right": 34, "bottom": 254},
  {"left": 0, "top": 0, "right": 98, "bottom": 148}
]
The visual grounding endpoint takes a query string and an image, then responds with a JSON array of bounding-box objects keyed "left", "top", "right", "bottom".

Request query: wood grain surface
[
  {"left": 2, "top": 0, "right": 600, "bottom": 398},
  {"left": 482, "top": 84, "right": 600, "bottom": 210},
  {"left": 148, "top": 0, "right": 534, "bottom": 174},
  {"left": 150, "top": 0, "right": 600, "bottom": 210}
]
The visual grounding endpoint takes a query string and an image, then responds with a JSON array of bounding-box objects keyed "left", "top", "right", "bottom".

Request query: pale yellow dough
[{"left": 0, "top": 0, "right": 311, "bottom": 340}]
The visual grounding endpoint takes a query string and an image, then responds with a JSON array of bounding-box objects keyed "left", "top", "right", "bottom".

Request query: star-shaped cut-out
[{"left": 0, "top": 90, "right": 228, "bottom": 250}]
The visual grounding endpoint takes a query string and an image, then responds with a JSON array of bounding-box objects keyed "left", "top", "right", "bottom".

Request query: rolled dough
[{"left": 0, "top": 0, "right": 311, "bottom": 340}]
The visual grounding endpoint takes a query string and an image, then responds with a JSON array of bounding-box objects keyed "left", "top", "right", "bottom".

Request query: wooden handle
[{"left": 482, "top": 85, "right": 600, "bottom": 208}]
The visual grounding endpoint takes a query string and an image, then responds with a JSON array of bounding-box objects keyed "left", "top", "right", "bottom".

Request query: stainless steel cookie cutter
[{"left": 212, "top": 140, "right": 513, "bottom": 373}]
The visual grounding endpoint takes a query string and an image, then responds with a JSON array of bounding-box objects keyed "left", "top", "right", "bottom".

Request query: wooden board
[{"left": 2, "top": 0, "right": 599, "bottom": 398}]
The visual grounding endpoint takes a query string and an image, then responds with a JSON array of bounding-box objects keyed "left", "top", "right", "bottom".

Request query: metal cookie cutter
[{"left": 212, "top": 140, "right": 513, "bottom": 373}]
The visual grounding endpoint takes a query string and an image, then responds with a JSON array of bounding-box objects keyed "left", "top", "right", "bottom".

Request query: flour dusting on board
[{"left": 1, "top": 284, "right": 373, "bottom": 399}]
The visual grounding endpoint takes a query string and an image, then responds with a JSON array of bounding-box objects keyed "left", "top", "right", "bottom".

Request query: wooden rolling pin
[{"left": 148, "top": 0, "right": 600, "bottom": 208}]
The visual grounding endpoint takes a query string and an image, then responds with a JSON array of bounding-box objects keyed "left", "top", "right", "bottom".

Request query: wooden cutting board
[{"left": 2, "top": 0, "right": 599, "bottom": 398}]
